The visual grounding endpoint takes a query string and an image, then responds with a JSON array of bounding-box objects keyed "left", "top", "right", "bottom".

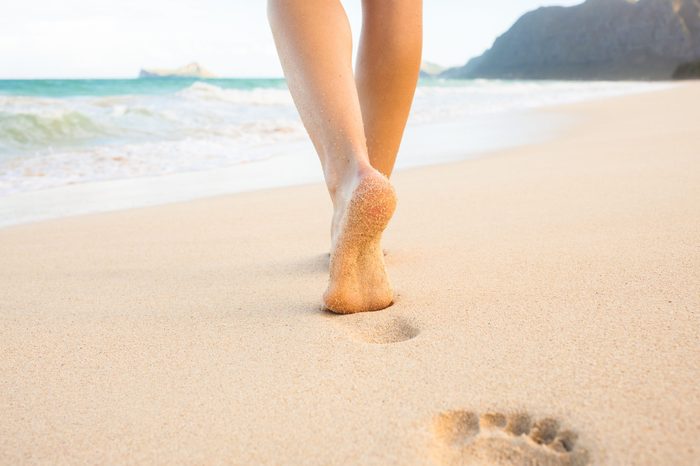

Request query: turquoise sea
[
  {"left": 0, "top": 78, "right": 668, "bottom": 200},
  {"left": 0, "top": 78, "right": 288, "bottom": 97}
]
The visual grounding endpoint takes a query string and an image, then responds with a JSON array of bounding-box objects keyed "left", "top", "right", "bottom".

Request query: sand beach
[{"left": 1, "top": 84, "right": 699, "bottom": 465}]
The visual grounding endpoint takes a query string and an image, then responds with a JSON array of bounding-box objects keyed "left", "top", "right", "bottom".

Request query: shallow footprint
[
  {"left": 432, "top": 410, "right": 589, "bottom": 466},
  {"left": 332, "top": 313, "right": 419, "bottom": 344},
  {"left": 358, "top": 315, "right": 419, "bottom": 344}
]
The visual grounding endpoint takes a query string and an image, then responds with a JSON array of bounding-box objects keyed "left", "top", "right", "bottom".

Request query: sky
[{"left": 0, "top": 0, "right": 582, "bottom": 79}]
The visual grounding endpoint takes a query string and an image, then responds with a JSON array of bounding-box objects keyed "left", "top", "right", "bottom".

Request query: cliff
[
  {"left": 443, "top": 0, "right": 700, "bottom": 80},
  {"left": 139, "top": 62, "right": 216, "bottom": 79}
]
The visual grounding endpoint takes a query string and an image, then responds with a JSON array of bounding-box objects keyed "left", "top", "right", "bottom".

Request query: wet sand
[{"left": 1, "top": 84, "right": 699, "bottom": 465}]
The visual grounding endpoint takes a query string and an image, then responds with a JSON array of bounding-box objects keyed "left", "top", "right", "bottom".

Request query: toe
[
  {"left": 549, "top": 429, "right": 578, "bottom": 453},
  {"left": 530, "top": 418, "right": 560, "bottom": 445},
  {"left": 505, "top": 413, "right": 532, "bottom": 436},
  {"left": 480, "top": 412, "right": 507, "bottom": 429}
]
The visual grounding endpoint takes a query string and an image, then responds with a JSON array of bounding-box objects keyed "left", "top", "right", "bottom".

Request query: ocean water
[{"left": 0, "top": 78, "right": 669, "bottom": 198}]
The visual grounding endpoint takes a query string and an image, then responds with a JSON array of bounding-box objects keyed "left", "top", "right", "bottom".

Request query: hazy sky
[{"left": 1, "top": 0, "right": 582, "bottom": 79}]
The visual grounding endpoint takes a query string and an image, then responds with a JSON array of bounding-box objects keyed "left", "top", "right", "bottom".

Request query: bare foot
[{"left": 323, "top": 169, "right": 397, "bottom": 314}]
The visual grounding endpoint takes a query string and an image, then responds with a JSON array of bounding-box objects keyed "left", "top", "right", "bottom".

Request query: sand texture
[{"left": 1, "top": 84, "right": 699, "bottom": 465}]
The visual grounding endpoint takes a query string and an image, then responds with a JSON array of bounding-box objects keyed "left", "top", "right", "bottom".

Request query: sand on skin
[{"left": 0, "top": 84, "right": 699, "bottom": 465}]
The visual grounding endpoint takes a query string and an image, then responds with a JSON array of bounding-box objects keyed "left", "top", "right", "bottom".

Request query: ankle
[{"left": 324, "top": 157, "right": 372, "bottom": 202}]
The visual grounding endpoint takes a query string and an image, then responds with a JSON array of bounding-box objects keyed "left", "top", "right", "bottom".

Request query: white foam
[
  {"left": 177, "top": 82, "right": 294, "bottom": 105},
  {"left": 0, "top": 80, "right": 674, "bottom": 204},
  {"left": 0, "top": 109, "right": 566, "bottom": 228}
]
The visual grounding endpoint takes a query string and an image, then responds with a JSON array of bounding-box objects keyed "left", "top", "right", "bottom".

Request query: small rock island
[{"left": 138, "top": 62, "right": 216, "bottom": 79}]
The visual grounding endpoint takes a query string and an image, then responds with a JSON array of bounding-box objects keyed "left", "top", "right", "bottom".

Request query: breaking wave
[{"left": 0, "top": 78, "right": 672, "bottom": 195}]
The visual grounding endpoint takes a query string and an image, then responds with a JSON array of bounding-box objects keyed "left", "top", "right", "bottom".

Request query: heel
[{"left": 348, "top": 174, "right": 397, "bottom": 236}]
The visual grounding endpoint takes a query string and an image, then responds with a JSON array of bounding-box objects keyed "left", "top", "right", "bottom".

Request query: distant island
[
  {"left": 443, "top": 0, "right": 700, "bottom": 80},
  {"left": 139, "top": 62, "right": 216, "bottom": 79}
]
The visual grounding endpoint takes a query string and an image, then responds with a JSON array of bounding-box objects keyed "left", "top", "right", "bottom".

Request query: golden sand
[{"left": 1, "top": 84, "right": 699, "bottom": 465}]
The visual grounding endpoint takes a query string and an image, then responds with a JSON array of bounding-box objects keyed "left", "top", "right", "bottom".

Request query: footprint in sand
[
  {"left": 432, "top": 410, "right": 589, "bottom": 466},
  {"left": 357, "top": 315, "right": 419, "bottom": 344},
  {"left": 331, "top": 313, "right": 419, "bottom": 344}
]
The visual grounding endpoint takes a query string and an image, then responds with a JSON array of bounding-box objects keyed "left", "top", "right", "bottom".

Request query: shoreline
[
  {"left": 0, "top": 80, "right": 670, "bottom": 229},
  {"left": 0, "top": 108, "right": 567, "bottom": 229},
  {"left": 1, "top": 83, "right": 698, "bottom": 465}
]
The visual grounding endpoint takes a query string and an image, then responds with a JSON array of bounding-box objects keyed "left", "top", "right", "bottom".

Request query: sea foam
[{"left": 0, "top": 79, "right": 671, "bottom": 196}]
